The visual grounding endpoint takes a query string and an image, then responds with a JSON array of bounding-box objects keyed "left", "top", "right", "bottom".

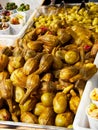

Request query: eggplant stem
[
  {"left": 7, "top": 99, "right": 13, "bottom": 113},
  {"left": 69, "top": 74, "right": 82, "bottom": 83},
  {"left": 20, "top": 88, "right": 34, "bottom": 105}
]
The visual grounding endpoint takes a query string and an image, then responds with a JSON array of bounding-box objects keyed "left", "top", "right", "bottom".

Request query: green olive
[
  {"left": 41, "top": 92, "right": 55, "bottom": 107},
  {"left": 25, "top": 5, "right": 30, "bottom": 10},
  {"left": 34, "top": 102, "right": 45, "bottom": 116},
  {"left": 64, "top": 50, "right": 80, "bottom": 64},
  {"left": 5, "top": 2, "right": 17, "bottom": 10},
  {"left": 18, "top": 4, "right": 30, "bottom": 12},
  {"left": 53, "top": 92, "right": 67, "bottom": 114},
  {"left": 55, "top": 111, "right": 74, "bottom": 127}
]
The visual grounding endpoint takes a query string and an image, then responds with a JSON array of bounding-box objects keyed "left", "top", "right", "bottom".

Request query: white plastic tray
[
  {"left": 73, "top": 52, "right": 98, "bottom": 130},
  {"left": 0, "top": 0, "right": 44, "bottom": 46}
]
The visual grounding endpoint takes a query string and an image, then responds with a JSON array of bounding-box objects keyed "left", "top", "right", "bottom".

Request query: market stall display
[
  {"left": 0, "top": 22, "right": 10, "bottom": 34},
  {"left": 0, "top": 3, "right": 98, "bottom": 130},
  {"left": 0, "top": 1, "right": 98, "bottom": 130}
]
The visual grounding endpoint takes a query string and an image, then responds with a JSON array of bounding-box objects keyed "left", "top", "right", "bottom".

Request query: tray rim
[{"left": 0, "top": 120, "right": 73, "bottom": 130}]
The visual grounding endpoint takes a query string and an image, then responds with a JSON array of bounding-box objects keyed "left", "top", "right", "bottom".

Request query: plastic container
[
  {"left": 73, "top": 52, "right": 98, "bottom": 130},
  {"left": 10, "top": 23, "right": 23, "bottom": 35},
  {"left": 17, "top": 9, "right": 30, "bottom": 21},
  {"left": 10, "top": 12, "right": 26, "bottom": 34},
  {"left": 0, "top": 22, "right": 10, "bottom": 34},
  {"left": 0, "top": 3, "right": 97, "bottom": 130},
  {"left": 90, "top": 88, "right": 98, "bottom": 106},
  {"left": 86, "top": 104, "right": 98, "bottom": 130},
  {"left": 10, "top": 12, "right": 26, "bottom": 24},
  {"left": 92, "top": 100, "right": 98, "bottom": 107},
  {"left": 86, "top": 114, "right": 98, "bottom": 130}
]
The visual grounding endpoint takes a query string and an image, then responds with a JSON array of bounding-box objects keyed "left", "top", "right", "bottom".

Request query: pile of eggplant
[{"left": 0, "top": 4, "right": 98, "bottom": 128}]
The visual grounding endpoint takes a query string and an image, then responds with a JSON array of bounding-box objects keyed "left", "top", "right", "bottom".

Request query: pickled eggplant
[
  {"left": 19, "top": 97, "right": 37, "bottom": 112},
  {"left": 38, "top": 34, "right": 59, "bottom": 47},
  {"left": 38, "top": 107, "right": 55, "bottom": 125},
  {"left": 20, "top": 74, "right": 40, "bottom": 105},
  {"left": 21, "top": 112, "right": 38, "bottom": 124},
  {"left": 23, "top": 53, "right": 43, "bottom": 75},
  {"left": 34, "top": 54, "right": 53, "bottom": 75},
  {"left": 0, "top": 54, "right": 9, "bottom": 72},
  {"left": 10, "top": 68, "right": 27, "bottom": 88},
  {"left": 14, "top": 86, "right": 25, "bottom": 103},
  {"left": 59, "top": 66, "right": 79, "bottom": 81},
  {"left": 0, "top": 79, "right": 13, "bottom": 112}
]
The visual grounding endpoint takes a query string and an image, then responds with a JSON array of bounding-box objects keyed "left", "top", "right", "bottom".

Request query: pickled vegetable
[
  {"left": 41, "top": 92, "right": 55, "bottom": 107},
  {"left": 34, "top": 102, "right": 46, "bottom": 116},
  {"left": 55, "top": 111, "right": 74, "bottom": 127},
  {"left": 64, "top": 50, "right": 80, "bottom": 65},
  {"left": 53, "top": 92, "right": 67, "bottom": 114},
  {"left": 0, "top": 2, "right": 97, "bottom": 128},
  {"left": 21, "top": 112, "right": 38, "bottom": 123},
  {"left": 5, "top": 2, "right": 17, "bottom": 10},
  {"left": 17, "top": 3, "right": 30, "bottom": 11}
]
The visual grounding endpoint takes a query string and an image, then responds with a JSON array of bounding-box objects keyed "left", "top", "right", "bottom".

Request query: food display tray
[
  {"left": 0, "top": 0, "right": 44, "bottom": 46},
  {"left": 0, "top": 3, "right": 98, "bottom": 130},
  {"left": 73, "top": 52, "right": 98, "bottom": 130}
]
